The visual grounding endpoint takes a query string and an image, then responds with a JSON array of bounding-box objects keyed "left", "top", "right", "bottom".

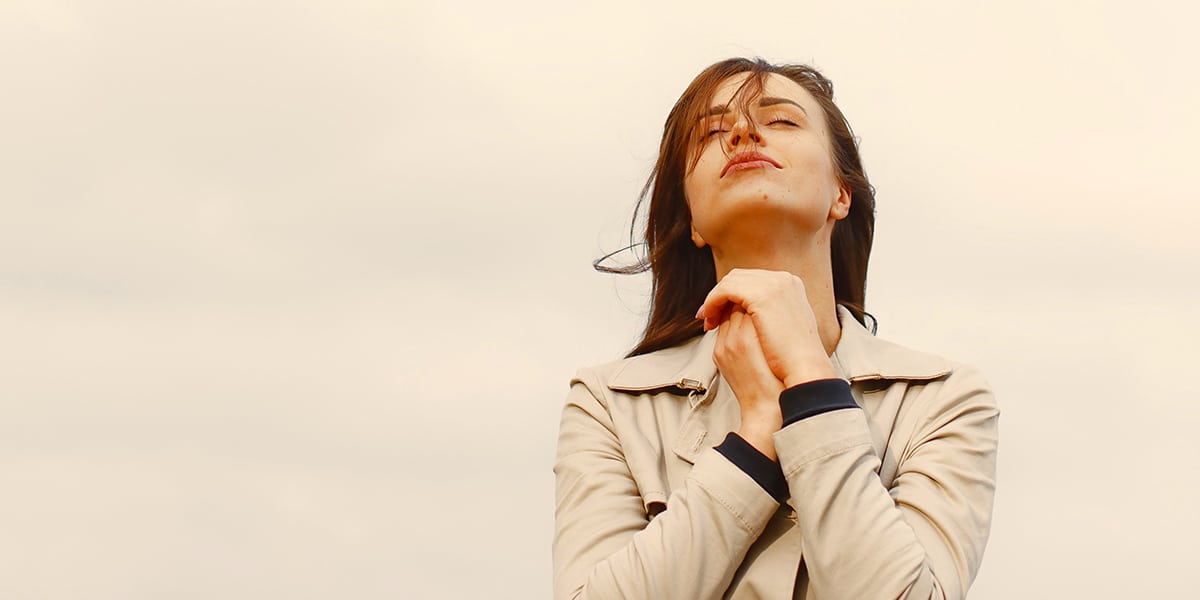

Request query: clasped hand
[{"left": 695, "top": 269, "right": 838, "bottom": 459}]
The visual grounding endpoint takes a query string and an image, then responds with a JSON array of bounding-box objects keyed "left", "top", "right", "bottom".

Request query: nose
[{"left": 727, "top": 115, "right": 761, "bottom": 148}]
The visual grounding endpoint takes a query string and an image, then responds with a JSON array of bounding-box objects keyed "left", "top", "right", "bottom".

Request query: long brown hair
[{"left": 597, "top": 58, "right": 876, "bottom": 357}]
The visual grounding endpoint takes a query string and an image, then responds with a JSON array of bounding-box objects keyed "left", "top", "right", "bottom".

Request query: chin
[
  {"left": 729, "top": 189, "right": 825, "bottom": 222},
  {"left": 704, "top": 203, "right": 827, "bottom": 247}
]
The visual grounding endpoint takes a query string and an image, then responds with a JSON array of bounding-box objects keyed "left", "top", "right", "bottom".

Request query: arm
[
  {"left": 553, "top": 369, "right": 780, "bottom": 600},
  {"left": 695, "top": 269, "right": 998, "bottom": 597},
  {"left": 776, "top": 368, "right": 999, "bottom": 599}
]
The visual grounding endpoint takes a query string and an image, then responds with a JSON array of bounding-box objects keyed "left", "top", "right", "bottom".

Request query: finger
[
  {"left": 734, "top": 321, "right": 772, "bottom": 376},
  {"left": 697, "top": 277, "right": 755, "bottom": 331},
  {"left": 713, "top": 307, "right": 734, "bottom": 370},
  {"left": 718, "top": 309, "right": 782, "bottom": 391},
  {"left": 700, "top": 293, "right": 737, "bottom": 332},
  {"left": 702, "top": 270, "right": 808, "bottom": 332},
  {"left": 713, "top": 305, "right": 738, "bottom": 350},
  {"left": 724, "top": 308, "right": 747, "bottom": 349},
  {"left": 715, "top": 309, "right": 729, "bottom": 345},
  {"left": 697, "top": 296, "right": 725, "bottom": 331},
  {"left": 729, "top": 310, "right": 767, "bottom": 369},
  {"left": 727, "top": 309, "right": 765, "bottom": 363}
]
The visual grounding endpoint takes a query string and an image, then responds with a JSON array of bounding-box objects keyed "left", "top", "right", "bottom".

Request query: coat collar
[{"left": 608, "top": 305, "right": 951, "bottom": 394}]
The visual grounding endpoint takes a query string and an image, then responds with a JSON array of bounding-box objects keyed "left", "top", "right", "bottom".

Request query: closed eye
[{"left": 768, "top": 118, "right": 799, "bottom": 127}]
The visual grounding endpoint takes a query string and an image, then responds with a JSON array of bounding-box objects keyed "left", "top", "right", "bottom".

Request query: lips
[{"left": 721, "top": 151, "right": 782, "bottom": 178}]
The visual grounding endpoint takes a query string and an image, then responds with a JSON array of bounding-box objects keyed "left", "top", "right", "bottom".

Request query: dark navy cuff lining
[
  {"left": 713, "top": 432, "right": 789, "bottom": 503},
  {"left": 779, "top": 378, "right": 858, "bottom": 428}
]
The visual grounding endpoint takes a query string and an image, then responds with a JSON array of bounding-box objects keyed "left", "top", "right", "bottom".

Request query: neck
[{"left": 711, "top": 232, "right": 842, "bottom": 356}]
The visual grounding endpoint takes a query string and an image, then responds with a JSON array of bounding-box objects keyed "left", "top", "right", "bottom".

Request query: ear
[
  {"left": 690, "top": 221, "right": 708, "bottom": 248},
  {"left": 829, "top": 184, "right": 852, "bottom": 221}
]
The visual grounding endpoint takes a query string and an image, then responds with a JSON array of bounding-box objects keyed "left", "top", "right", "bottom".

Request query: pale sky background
[{"left": 2, "top": 1, "right": 1198, "bottom": 598}]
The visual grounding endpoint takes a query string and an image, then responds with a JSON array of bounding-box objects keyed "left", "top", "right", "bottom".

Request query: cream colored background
[{"left": 3, "top": 1, "right": 1197, "bottom": 598}]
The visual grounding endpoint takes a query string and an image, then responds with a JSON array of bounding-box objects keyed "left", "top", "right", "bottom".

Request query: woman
[{"left": 554, "top": 58, "right": 998, "bottom": 599}]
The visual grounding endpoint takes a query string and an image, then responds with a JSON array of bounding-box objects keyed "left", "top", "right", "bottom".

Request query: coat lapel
[{"left": 606, "top": 331, "right": 724, "bottom": 466}]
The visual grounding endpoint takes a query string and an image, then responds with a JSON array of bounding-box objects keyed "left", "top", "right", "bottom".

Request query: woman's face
[{"left": 683, "top": 72, "right": 849, "bottom": 252}]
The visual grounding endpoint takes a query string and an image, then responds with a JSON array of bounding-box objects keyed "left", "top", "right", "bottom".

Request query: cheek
[
  {"left": 683, "top": 153, "right": 722, "bottom": 205},
  {"left": 795, "top": 159, "right": 829, "bottom": 188},
  {"left": 682, "top": 173, "right": 698, "bottom": 210},
  {"left": 792, "top": 145, "right": 839, "bottom": 192}
]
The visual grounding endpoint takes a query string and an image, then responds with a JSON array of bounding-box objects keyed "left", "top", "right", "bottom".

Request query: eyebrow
[{"left": 705, "top": 96, "right": 808, "bottom": 117}]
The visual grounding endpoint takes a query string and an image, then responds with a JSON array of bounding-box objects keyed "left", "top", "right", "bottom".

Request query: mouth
[{"left": 720, "top": 151, "right": 782, "bottom": 178}]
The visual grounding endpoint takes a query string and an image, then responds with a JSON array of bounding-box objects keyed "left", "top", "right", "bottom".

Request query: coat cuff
[
  {"left": 779, "top": 378, "right": 859, "bottom": 427},
  {"left": 714, "top": 432, "right": 789, "bottom": 503},
  {"left": 686, "top": 448, "right": 782, "bottom": 536}
]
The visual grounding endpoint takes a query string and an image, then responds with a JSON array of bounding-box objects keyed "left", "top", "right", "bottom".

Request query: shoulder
[
  {"left": 836, "top": 308, "right": 993, "bottom": 398},
  {"left": 836, "top": 313, "right": 953, "bottom": 384},
  {"left": 570, "top": 332, "right": 718, "bottom": 405},
  {"left": 835, "top": 310, "right": 997, "bottom": 426},
  {"left": 848, "top": 335, "right": 1001, "bottom": 470},
  {"left": 867, "top": 336, "right": 999, "bottom": 435}
]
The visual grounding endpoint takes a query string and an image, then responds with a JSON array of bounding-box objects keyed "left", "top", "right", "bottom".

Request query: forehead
[{"left": 709, "top": 72, "right": 819, "bottom": 113}]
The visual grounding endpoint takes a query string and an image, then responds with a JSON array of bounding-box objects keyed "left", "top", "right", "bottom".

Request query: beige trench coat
[{"left": 553, "top": 307, "right": 998, "bottom": 599}]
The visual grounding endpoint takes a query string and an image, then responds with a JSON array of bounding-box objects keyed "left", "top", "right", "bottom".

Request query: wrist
[
  {"left": 735, "top": 426, "right": 777, "bottom": 461},
  {"left": 782, "top": 356, "right": 837, "bottom": 388},
  {"left": 779, "top": 378, "right": 858, "bottom": 427},
  {"left": 738, "top": 408, "right": 781, "bottom": 460}
]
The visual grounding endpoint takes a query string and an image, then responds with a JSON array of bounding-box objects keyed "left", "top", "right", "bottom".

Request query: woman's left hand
[
  {"left": 714, "top": 306, "right": 785, "bottom": 459},
  {"left": 696, "top": 268, "right": 837, "bottom": 387}
]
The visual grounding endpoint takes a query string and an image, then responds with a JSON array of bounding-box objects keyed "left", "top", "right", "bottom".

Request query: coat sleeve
[
  {"left": 552, "top": 368, "right": 780, "bottom": 600},
  {"left": 775, "top": 365, "right": 999, "bottom": 600}
]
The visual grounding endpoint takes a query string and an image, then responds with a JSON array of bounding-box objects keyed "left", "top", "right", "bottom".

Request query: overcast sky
[{"left": 2, "top": 1, "right": 1198, "bottom": 598}]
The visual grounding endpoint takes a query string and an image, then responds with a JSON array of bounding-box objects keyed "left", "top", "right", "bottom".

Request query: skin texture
[{"left": 686, "top": 73, "right": 850, "bottom": 459}]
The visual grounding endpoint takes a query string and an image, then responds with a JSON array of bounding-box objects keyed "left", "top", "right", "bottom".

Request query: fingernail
[{"left": 695, "top": 306, "right": 704, "bottom": 319}]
